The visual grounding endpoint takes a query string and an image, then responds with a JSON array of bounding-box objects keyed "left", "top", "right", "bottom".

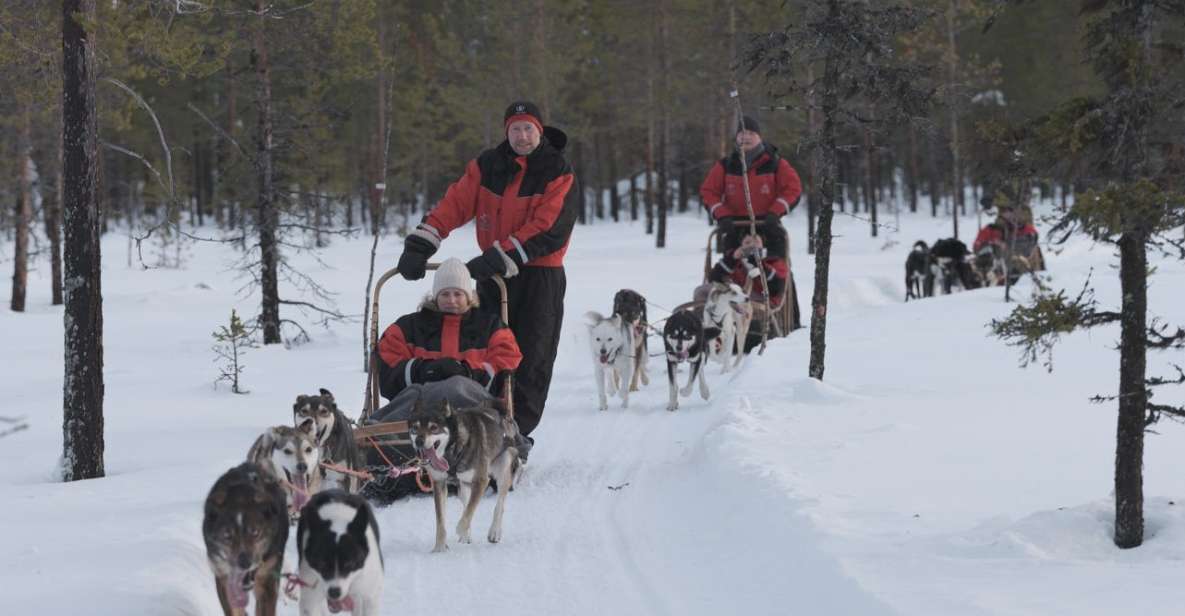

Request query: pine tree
[
  {"left": 989, "top": 0, "right": 1185, "bottom": 549},
  {"left": 746, "top": 0, "right": 936, "bottom": 380},
  {"left": 213, "top": 309, "right": 257, "bottom": 394}
]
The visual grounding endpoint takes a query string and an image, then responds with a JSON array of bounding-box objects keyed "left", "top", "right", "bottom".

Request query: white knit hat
[{"left": 432, "top": 257, "right": 475, "bottom": 300}]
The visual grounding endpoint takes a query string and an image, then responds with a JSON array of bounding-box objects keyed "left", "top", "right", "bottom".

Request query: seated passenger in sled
[
  {"left": 972, "top": 190, "right": 1044, "bottom": 286},
  {"left": 364, "top": 259, "right": 526, "bottom": 501},
  {"left": 705, "top": 233, "right": 788, "bottom": 352}
]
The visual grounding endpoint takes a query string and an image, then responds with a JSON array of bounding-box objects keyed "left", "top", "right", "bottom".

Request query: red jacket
[
  {"left": 377, "top": 305, "right": 523, "bottom": 399},
  {"left": 413, "top": 128, "right": 578, "bottom": 269},
  {"left": 973, "top": 222, "right": 1038, "bottom": 253},
  {"left": 700, "top": 144, "right": 802, "bottom": 220}
]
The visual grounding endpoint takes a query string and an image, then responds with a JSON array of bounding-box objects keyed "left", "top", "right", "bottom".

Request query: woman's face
[{"left": 436, "top": 288, "right": 471, "bottom": 314}]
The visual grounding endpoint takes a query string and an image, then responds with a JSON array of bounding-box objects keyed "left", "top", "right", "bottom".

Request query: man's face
[
  {"left": 508, "top": 121, "right": 541, "bottom": 156},
  {"left": 736, "top": 129, "right": 763, "bottom": 153}
]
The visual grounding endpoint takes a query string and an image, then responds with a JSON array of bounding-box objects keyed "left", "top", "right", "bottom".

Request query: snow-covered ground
[{"left": 1, "top": 202, "right": 1183, "bottom": 615}]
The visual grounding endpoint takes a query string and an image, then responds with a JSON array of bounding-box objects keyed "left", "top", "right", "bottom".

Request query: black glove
[
  {"left": 397, "top": 235, "right": 435, "bottom": 281},
  {"left": 473, "top": 368, "right": 493, "bottom": 388},
  {"left": 416, "top": 358, "right": 471, "bottom": 383},
  {"left": 763, "top": 212, "right": 782, "bottom": 229},
  {"left": 466, "top": 246, "right": 509, "bottom": 281},
  {"left": 715, "top": 216, "right": 735, "bottom": 234}
]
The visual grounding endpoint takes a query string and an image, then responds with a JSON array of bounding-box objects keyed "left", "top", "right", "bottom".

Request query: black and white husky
[
  {"left": 904, "top": 240, "right": 933, "bottom": 301},
  {"left": 293, "top": 389, "right": 364, "bottom": 493},
  {"left": 663, "top": 309, "right": 708, "bottom": 412},
  {"left": 585, "top": 310, "right": 635, "bottom": 410},
  {"left": 297, "top": 490, "right": 384, "bottom": 615}
]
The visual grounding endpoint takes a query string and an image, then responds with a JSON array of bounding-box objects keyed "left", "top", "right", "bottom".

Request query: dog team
[
  {"left": 586, "top": 281, "right": 754, "bottom": 413},
  {"left": 203, "top": 388, "right": 518, "bottom": 615}
]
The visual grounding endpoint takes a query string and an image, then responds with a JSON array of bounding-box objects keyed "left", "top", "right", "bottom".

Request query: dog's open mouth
[
  {"left": 599, "top": 351, "right": 611, "bottom": 364},
  {"left": 328, "top": 595, "right": 355, "bottom": 613},
  {"left": 419, "top": 445, "right": 449, "bottom": 472},
  {"left": 227, "top": 567, "right": 255, "bottom": 609},
  {"left": 283, "top": 469, "right": 310, "bottom": 511}
]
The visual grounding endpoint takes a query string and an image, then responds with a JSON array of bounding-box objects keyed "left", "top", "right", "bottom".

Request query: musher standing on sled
[
  {"left": 395, "top": 101, "right": 578, "bottom": 460},
  {"left": 699, "top": 115, "right": 802, "bottom": 260}
]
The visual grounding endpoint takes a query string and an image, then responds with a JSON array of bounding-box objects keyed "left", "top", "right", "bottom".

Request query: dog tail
[{"left": 912, "top": 240, "right": 928, "bottom": 252}]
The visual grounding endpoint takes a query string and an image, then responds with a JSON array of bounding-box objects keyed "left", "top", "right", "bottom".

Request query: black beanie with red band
[{"left": 504, "top": 101, "right": 544, "bottom": 135}]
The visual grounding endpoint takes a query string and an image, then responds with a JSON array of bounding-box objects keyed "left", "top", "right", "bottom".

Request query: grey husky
[
  {"left": 293, "top": 388, "right": 364, "bottom": 493},
  {"left": 202, "top": 462, "right": 289, "bottom": 616},
  {"left": 246, "top": 425, "right": 322, "bottom": 522},
  {"left": 407, "top": 398, "right": 519, "bottom": 553}
]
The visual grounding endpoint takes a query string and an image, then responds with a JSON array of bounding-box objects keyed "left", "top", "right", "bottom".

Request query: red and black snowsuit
[
  {"left": 973, "top": 221, "right": 1038, "bottom": 253},
  {"left": 700, "top": 144, "right": 802, "bottom": 258},
  {"left": 405, "top": 128, "right": 577, "bottom": 436},
  {"left": 377, "top": 302, "right": 523, "bottom": 400}
]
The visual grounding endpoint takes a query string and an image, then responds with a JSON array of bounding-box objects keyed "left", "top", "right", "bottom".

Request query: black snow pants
[{"left": 477, "top": 265, "right": 565, "bottom": 437}]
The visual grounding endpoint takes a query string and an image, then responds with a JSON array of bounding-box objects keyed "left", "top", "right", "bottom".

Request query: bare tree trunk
[
  {"left": 863, "top": 104, "right": 878, "bottom": 237},
  {"left": 946, "top": 0, "right": 962, "bottom": 239},
  {"left": 677, "top": 163, "right": 689, "bottom": 213},
  {"left": 927, "top": 136, "right": 941, "bottom": 218},
  {"left": 47, "top": 130, "right": 64, "bottom": 305},
  {"left": 608, "top": 137, "right": 621, "bottom": 222},
  {"left": 11, "top": 117, "right": 33, "bottom": 312},
  {"left": 1114, "top": 231, "right": 1148, "bottom": 548},
  {"left": 907, "top": 126, "right": 920, "bottom": 213},
  {"left": 629, "top": 171, "right": 639, "bottom": 221},
  {"left": 573, "top": 140, "right": 588, "bottom": 224},
  {"left": 809, "top": 0, "right": 841, "bottom": 381},
  {"left": 223, "top": 59, "right": 238, "bottom": 232},
  {"left": 253, "top": 0, "right": 281, "bottom": 345},
  {"left": 368, "top": 14, "right": 387, "bottom": 236},
  {"left": 655, "top": 0, "right": 670, "bottom": 248},
  {"left": 61, "top": 0, "right": 104, "bottom": 481}
]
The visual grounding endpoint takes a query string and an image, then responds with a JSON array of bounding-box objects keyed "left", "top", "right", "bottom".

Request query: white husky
[
  {"left": 702, "top": 282, "right": 750, "bottom": 373},
  {"left": 585, "top": 311, "right": 635, "bottom": 411}
]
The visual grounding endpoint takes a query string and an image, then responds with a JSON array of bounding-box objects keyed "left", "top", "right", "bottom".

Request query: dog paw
[
  {"left": 488, "top": 527, "right": 502, "bottom": 544},
  {"left": 598, "top": 402, "right": 608, "bottom": 411},
  {"left": 432, "top": 543, "right": 449, "bottom": 553},
  {"left": 666, "top": 402, "right": 678, "bottom": 412},
  {"left": 679, "top": 386, "right": 693, "bottom": 397},
  {"left": 456, "top": 526, "right": 473, "bottom": 544}
]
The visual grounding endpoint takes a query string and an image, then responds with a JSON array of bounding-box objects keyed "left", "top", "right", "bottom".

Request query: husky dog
[
  {"left": 904, "top": 240, "right": 933, "bottom": 301},
  {"left": 929, "top": 238, "right": 977, "bottom": 294},
  {"left": 247, "top": 425, "right": 322, "bottom": 522},
  {"left": 202, "top": 462, "right": 289, "bottom": 616},
  {"left": 612, "top": 289, "right": 650, "bottom": 391},
  {"left": 407, "top": 399, "right": 518, "bottom": 553},
  {"left": 702, "top": 282, "right": 749, "bottom": 373},
  {"left": 663, "top": 309, "right": 708, "bottom": 412},
  {"left": 297, "top": 490, "right": 384, "bottom": 616},
  {"left": 585, "top": 310, "right": 634, "bottom": 411},
  {"left": 293, "top": 389, "right": 364, "bottom": 493}
]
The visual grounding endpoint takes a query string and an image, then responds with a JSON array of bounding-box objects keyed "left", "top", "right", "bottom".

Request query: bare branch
[{"left": 187, "top": 102, "right": 248, "bottom": 158}]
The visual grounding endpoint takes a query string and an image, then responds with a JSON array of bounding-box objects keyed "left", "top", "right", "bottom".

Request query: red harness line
[
  {"left": 364, "top": 435, "right": 434, "bottom": 492},
  {"left": 319, "top": 461, "right": 374, "bottom": 482}
]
